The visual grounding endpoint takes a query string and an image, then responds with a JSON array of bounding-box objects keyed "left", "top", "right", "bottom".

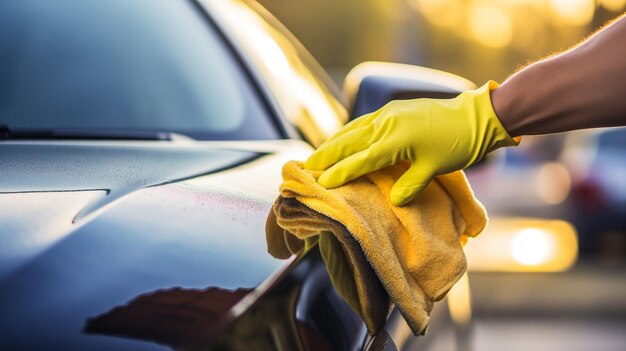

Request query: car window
[
  {"left": 0, "top": 0, "right": 279, "bottom": 140},
  {"left": 205, "top": 0, "right": 348, "bottom": 147}
]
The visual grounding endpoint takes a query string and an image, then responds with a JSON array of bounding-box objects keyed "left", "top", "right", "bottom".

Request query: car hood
[{"left": 0, "top": 139, "right": 312, "bottom": 350}]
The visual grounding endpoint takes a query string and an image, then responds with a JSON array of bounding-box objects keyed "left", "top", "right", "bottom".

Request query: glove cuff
[{"left": 477, "top": 80, "right": 521, "bottom": 154}]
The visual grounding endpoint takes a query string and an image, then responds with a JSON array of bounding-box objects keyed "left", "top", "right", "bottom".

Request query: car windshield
[{"left": 0, "top": 0, "right": 279, "bottom": 140}]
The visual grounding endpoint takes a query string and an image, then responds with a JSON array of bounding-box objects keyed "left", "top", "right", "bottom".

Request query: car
[
  {"left": 0, "top": 0, "right": 564, "bottom": 350},
  {"left": 466, "top": 134, "right": 572, "bottom": 221},
  {"left": 560, "top": 127, "right": 626, "bottom": 256},
  {"left": 0, "top": 0, "right": 472, "bottom": 350}
]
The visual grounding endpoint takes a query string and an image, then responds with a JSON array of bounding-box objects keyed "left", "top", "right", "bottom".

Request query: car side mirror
[{"left": 343, "top": 61, "right": 476, "bottom": 120}]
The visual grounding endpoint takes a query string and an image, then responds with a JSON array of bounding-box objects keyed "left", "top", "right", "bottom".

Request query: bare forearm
[{"left": 492, "top": 15, "right": 626, "bottom": 137}]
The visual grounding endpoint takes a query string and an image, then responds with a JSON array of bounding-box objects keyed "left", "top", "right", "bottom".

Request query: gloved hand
[{"left": 305, "top": 81, "right": 519, "bottom": 206}]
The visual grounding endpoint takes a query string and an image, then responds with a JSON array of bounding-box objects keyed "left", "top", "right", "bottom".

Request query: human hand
[{"left": 305, "top": 81, "right": 518, "bottom": 206}]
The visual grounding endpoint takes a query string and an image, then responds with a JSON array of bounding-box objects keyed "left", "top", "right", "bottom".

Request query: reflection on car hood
[{"left": 0, "top": 139, "right": 312, "bottom": 350}]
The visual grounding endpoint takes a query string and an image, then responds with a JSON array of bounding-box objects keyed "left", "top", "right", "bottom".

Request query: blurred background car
[
  {"left": 466, "top": 134, "right": 572, "bottom": 220},
  {"left": 561, "top": 127, "right": 626, "bottom": 258}
]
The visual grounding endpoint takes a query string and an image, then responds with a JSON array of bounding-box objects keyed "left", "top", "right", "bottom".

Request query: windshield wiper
[{"left": 0, "top": 125, "right": 193, "bottom": 141}]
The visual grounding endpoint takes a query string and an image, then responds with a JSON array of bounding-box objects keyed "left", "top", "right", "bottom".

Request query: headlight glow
[
  {"left": 465, "top": 217, "right": 578, "bottom": 272},
  {"left": 511, "top": 228, "right": 555, "bottom": 266}
]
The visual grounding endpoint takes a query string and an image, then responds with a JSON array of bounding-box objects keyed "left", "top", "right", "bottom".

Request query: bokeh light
[
  {"left": 536, "top": 162, "right": 571, "bottom": 205},
  {"left": 408, "top": 0, "right": 465, "bottom": 28},
  {"left": 259, "top": 0, "right": 625, "bottom": 84},
  {"left": 511, "top": 227, "right": 555, "bottom": 266},
  {"left": 468, "top": 4, "right": 513, "bottom": 48},
  {"left": 549, "top": 0, "right": 595, "bottom": 26}
]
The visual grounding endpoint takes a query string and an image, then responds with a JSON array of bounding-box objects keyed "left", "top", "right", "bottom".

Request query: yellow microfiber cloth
[{"left": 266, "top": 160, "right": 487, "bottom": 336}]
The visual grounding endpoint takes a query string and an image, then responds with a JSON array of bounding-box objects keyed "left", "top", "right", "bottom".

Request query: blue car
[{"left": 0, "top": 0, "right": 475, "bottom": 350}]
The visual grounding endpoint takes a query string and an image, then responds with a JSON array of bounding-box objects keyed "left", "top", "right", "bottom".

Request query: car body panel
[{"left": 0, "top": 140, "right": 316, "bottom": 350}]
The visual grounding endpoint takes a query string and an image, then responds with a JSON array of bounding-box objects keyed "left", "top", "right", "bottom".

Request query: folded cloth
[
  {"left": 266, "top": 160, "right": 487, "bottom": 336},
  {"left": 267, "top": 197, "right": 390, "bottom": 334}
]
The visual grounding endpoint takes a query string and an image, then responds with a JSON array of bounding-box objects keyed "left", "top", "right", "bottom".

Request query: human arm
[
  {"left": 493, "top": 14, "right": 626, "bottom": 136},
  {"left": 305, "top": 15, "right": 626, "bottom": 206}
]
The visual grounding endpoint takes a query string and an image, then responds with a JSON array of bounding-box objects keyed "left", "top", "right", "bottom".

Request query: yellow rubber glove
[{"left": 305, "top": 81, "right": 519, "bottom": 206}]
